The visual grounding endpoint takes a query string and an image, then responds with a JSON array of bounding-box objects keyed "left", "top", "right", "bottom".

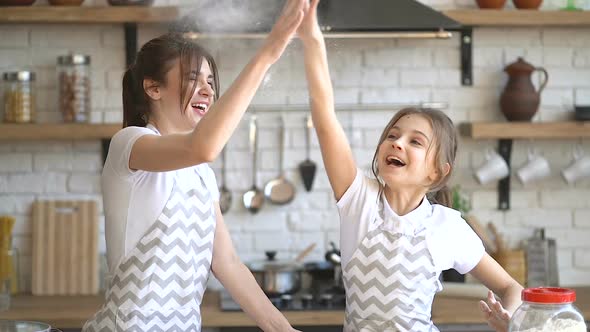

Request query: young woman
[
  {"left": 82, "top": 1, "right": 307, "bottom": 331},
  {"left": 298, "top": 1, "right": 523, "bottom": 331}
]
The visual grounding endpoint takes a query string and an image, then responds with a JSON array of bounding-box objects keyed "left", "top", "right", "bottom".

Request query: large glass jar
[
  {"left": 509, "top": 287, "right": 587, "bottom": 332},
  {"left": 3, "top": 71, "right": 35, "bottom": 123},
  {"left": 57, "top": 54, "right": 91, "bottom": 123}
]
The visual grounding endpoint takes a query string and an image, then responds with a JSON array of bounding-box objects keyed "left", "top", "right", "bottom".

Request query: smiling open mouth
[
  {"left": 386, "top": 156, "right": 406, "bottom": 167},
  {"left": 192, "top": 103, "right": 207, "bottom": 111},
  {"left": 192, "top": 103, "right": 207, "bottom": 116}
]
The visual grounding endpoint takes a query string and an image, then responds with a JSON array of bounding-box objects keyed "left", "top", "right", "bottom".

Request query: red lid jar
[{"left": 509, "top": 287, "right": 586, "bottom": 332}]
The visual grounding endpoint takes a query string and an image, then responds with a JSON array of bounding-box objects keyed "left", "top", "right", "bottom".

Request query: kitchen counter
[{"left": 1, "top": 287, "right": 589, "bottom": 328}]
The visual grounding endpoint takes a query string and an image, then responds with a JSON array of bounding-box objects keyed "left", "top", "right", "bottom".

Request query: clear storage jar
[
  {"left": 509, "top": 287, "right": 587, "bottom": 332},
  {"left": 3, "top": 71, "right": 35, "bottom": 123},
  {"left": 57, "top": 54, "right": 91, "bottom": 123}
]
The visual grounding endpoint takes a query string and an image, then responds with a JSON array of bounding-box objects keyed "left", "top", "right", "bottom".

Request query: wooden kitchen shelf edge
[
  {"left": 0, "top": 123, "right": 121, "bottom": 140},
  {"left": 0, "top": 6, "right": 179, "bottom": 23},
  {"left": 3, "top": 7, "right": 590, "bottom": 27},
  {"left": 444, "top": 9, "right": 590, "bottom": 27},
  {"left": 459, "top": 121, "right": 590, "bottom": 139}
]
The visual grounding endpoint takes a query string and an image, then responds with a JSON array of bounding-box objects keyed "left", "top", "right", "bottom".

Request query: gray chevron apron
[
  {"left": 343, "top": 201, "right": 442, "bottom": 332},
  {"left": 83, "top": 171, "right": 216, "bottom": 332}
]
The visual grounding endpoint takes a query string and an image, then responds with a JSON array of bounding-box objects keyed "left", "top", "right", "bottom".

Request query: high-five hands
[{"left": 261, "top": 0, "right": 307, "bottom": 64}]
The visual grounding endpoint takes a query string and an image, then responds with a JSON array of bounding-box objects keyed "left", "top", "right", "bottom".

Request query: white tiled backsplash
[{"left": 0, "top": 0, "right": 589, "bottom": 293}]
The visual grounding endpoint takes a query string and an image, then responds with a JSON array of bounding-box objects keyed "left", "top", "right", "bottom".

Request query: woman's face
[
  {"left": 377, "top": 114, "right": 439, "bottom": 189},
  {"left": 160, "top": 57, "right": 215, "bottom": 130}
]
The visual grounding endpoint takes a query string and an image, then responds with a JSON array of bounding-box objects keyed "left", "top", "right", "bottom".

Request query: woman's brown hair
[
  {"left": 370, "top": 108, "right": 458, "bottom": 207},
  {"left": 122, "top": 33, "right": 219, "bottom": 128}
]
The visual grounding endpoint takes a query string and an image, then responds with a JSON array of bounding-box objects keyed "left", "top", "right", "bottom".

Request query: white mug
[
  {"left": 516, "top": 150, "right": 551, "bottom": 184},
  {"left": 475, "top": 149, "right": 510, "bottom": 184},
  {"left": 562, "top": 147, "right": 590, "bottom": 184}
]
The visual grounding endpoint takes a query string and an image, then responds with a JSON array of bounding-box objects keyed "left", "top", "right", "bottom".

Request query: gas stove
[{"left": 219, "top": 287, "right": 346, "bottom": 311}]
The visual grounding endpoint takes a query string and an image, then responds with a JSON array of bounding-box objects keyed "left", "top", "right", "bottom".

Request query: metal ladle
[
  {"left": 264, "top": 115, "right": 296, "bottom": 205},
  {"left": 243, "top": 115, "right": 264, "bottom": 214},
  {"left": 218, "top": 146, "right": 231, "bottom": 214}
]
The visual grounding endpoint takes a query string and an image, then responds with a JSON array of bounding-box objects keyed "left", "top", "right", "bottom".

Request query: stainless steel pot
[
  {"left": 0, "top": 320, "right": 60, "bottom": 332},
  {"left": 248, "top": 251, "right": 303, "bottom": 296}
]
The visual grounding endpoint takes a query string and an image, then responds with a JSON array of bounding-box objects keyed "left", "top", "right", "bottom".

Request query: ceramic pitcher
[{"left": 500, "top": 57, "right": 548, "bottom": 122}]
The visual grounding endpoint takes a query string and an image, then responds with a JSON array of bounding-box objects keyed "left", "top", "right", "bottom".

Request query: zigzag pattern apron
[
  {"left": 343, "top": 203, "right": 442, "bottom": 332},
  {"left": 83, "top": 173, "right": 216, "bottom": 332}
]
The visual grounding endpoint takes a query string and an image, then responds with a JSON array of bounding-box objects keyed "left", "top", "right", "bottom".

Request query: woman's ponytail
[{"left": 122, "top": 67, "right": 147, "bottom": 128}]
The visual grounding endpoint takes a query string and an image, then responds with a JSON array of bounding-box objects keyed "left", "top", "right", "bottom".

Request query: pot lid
[
  {"left": 248, "top": 251, "right": 303, "bottom": 271},
  {"left": 0, "top": 320, "right": 51, "bottom": 332}
]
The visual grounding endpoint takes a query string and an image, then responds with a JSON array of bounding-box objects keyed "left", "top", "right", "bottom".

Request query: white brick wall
[{"left": 0, "top": 0, "right": 589, "bottom": 300}]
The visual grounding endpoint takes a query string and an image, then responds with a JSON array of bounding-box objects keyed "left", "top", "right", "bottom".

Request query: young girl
[
  {"left": 297, "top": 1, "right": 523, "bottom": 331},
  {"left": 82, "top": 1, "right": 306, "bottom": 331}
]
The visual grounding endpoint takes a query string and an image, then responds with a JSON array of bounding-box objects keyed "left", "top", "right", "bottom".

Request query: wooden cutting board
[{"left": 32, "top": 200, "right": 99, "bottom": 295}]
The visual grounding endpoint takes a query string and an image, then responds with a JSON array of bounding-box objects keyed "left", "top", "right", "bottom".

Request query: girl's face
[
  {"left": 160, "top": 57, "right": 215, "bottom": 130},
  {"left": 377, "top": 114, "right": 439, "bottom": 190}
]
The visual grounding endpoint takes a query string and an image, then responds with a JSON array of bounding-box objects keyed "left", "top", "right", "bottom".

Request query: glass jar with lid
[
  {"left": 509, "top": 287, "right": 587, "bottom": 332},
  {"left": 3, "top": 71, "right": 36, "bottom": 123},
  {"left": 57, "top": 54, "right": 91, "bottom": 123}
]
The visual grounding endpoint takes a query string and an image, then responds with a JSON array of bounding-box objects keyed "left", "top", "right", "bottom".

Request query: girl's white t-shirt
[
  {"left": 101, "top": 125, "right": 219, "bottom": 276},
  {"left": 336, "top": 168, "right": 485, "bottom": 275}
]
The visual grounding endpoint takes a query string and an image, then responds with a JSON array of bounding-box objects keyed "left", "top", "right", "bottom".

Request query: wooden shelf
[
  {"left": 0, "top": 6, "right": 179, "bottom": 23},
  {"left": 1, "top": 7, "right": 589, "bottom": 27},
  {"left": 0, "top": 124, "right": 120, "bottom": 140},
  {"left": 444, "top": 9, "right": 590, "bottom": 27},
  {"left": 459, "top": 121, "right": 590, "bottom": 139}
]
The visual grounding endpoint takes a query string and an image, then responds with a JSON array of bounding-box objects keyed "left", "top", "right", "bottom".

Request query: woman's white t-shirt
[
  {"left": 101, "top": 124, "right": 219, "bottom": 276},
  {"left": 336, "top": 168, "right": 485, "bottom": 275}
]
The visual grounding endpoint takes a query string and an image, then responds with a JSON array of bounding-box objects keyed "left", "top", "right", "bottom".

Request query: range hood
[
  {"left": 177, "top": 0, "right": 462, "bottom": 39},
  {"left": 175, "top": 0, "right": 472, "bottom": 86}
]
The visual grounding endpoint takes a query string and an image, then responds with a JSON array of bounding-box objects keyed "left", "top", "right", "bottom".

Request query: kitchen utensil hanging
[
  {"left": 298, "top": 115, "right": 316, "bottom": 192},
  {"left": 243, "top": 115, "right": 264, "bottom": 214},
  {"left": 264, "top": 115, "right": 296, "bottom": 204},
  {"left": 218, "top": 146, "right": 232, "bottom": 214}
]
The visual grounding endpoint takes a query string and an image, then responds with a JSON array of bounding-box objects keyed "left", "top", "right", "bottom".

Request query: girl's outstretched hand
[
  {"left": 297, "top": 0, "right": 321, "bottom": 41},
  {"left": 260, "top": 0, "right": 306, "bottom": 64},
  {"left": 479, "top": 290, "right": 511, "bottom": 332}
]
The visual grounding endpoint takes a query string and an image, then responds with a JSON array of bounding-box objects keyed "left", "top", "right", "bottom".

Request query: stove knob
[
  {"left": 280, "top": 294, "right": 293, "bottom": 308},
  {"left": 301, "top": 293, "right": 314, "bottom": 308}
]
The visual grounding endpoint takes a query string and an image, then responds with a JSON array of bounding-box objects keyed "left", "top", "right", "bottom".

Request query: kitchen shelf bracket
[
  {"left": 124, "top": 22, "right": 138, "bottom": 68},
  {"left": 498, "top": 139, "right": 512, "bottom": 210},
  {"left": 460, "top": 27, "right": 473, "bottom": 86}
]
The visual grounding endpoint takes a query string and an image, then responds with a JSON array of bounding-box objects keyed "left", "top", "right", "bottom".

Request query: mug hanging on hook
[
  {"left": 516, "top": 144, "right": 551, "bottom": 184},
  {"left": 561, "top": 143, "right": 590, "bottom": 184},
  {"left": 474, "top": 148, "right": 510, "bottom": 185}
]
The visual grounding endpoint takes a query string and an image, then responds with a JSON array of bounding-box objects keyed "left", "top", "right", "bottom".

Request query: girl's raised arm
[{"left": 299, "top": 0, "right": 356, "bottom": 200}]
